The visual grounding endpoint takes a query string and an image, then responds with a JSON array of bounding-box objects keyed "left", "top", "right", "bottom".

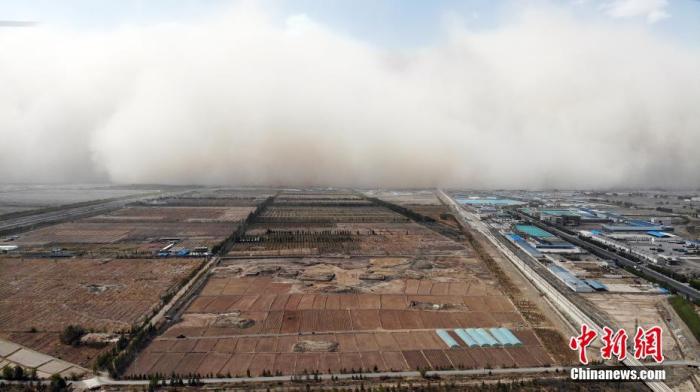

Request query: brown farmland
[{"left": 126, "top": 190, "right": 564, "bottom": 378}]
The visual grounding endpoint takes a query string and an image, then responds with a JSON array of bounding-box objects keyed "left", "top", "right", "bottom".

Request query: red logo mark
[
  {"left": 633, "top": 326, "right": 664, "bottom": 363},
  {"left": 601, "top": 326, "right": 628, "bottom": 361},
  {"left": 569, "top": 323, "right": 597, "bottom": 365}
]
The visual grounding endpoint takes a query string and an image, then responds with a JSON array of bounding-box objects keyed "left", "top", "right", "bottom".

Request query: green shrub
[
  {"left": 50, "top": 374, "right": 68, "bottom": 392},
  {"left": 1, "top": 365, "right": 26, "bottom": 381},
  {"left": 669, "top": 295, "right": 700, "bottom": 343},
  {"left": 690, "top": 279, "right": 700, "bottom": 291},
  {"left": 59, "top": 324, "right": 86, "bottom": 346}
]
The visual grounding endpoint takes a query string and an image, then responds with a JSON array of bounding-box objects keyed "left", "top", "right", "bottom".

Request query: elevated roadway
[{"left": 0, "top": 192, "right": 169, "bottom": 235}]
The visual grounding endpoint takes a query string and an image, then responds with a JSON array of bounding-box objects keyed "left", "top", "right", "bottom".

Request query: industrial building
[
  {"left": 512, "top": 225, "right": 581, "bottom": 254},
  {"left": 601, "top": 220, "right": 673, "bottom": 233},
  {"left": 547, "top": 264, "right": 594, "bottom": 292},
  {"left": 505, "top": 233, "right": 544, "bottom": 259},
  {"left": 539, "top": 210, "right": 581, "bottom": 226},
  {"left": 515, "top": 225, "right": 555, "bottom": 239}
]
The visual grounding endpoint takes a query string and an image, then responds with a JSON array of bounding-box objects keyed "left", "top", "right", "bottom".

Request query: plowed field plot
[
  {"left": 15, "top": 222, "right": 234, "bottom": 247},
  {"left": 402, "top": 350, "right": 429, "bottom": 370},
  {"left": 86, "top": 206, "right": 255, "bottom": 223},
  {"left": 155, "top": 198, "right": 262, "bottom": 207},
  {"left": 173, "top": 353, "right": 207, "bottom": 375},
  {"left": 273, "top": 353, "right": 297, "bottom": 374},
  {"left": 505, "top": 347, "right": 539, "bottom": 367},
  {"left": 125, "top": 352, "right": 164, "bottom": 376},
  {"left": 0, "top": 258, "right": 202, "bottom": 331},
  {"left": 258, "top": 206, "right": 405, "bottom": 223},
  {"left": 482, "top": 348, "right": 516, "bottom": 368},
  {"left": 524, "top": 345, "right": 554, "bottom": 366},
  {"left": 319, "top": 353, "right": 342, "bottom": 373},
  {"left": 445, "top": 349, "right": 476, "bottom": 369},
  {"left": 221, "top": 353, "right": 253, "bottom": 376},
  {"left": 126, "top": 190, "right": 566, "bottom": 377},
  {"left": 149, "top": 353, "right": 186, "bottom": 375},
  {"left": 195, "top": 352, "right": 231, "bottom": 376},
  {"left": 248, "top": 353, "right": 277, "bottom": 376},
  {"left": 340, "top": 352, "right": 364, "bottom": 372},
  {"left": 295, "top": 353, "right": 320, "bottom": 374},
  {"left": 381, "top": 351, "right": 408, "bottom": 371},
  {"left": 422, "top": 349, "right": 453, "bottom": 370},
  {"left": 360, "top": 351, "right": 386, "bottom": 371},
  {"left": 350, "top": 310, "right": 382, "bottom": 330},
  {"left": 0, "top": 257, "right": 200, "bottom": 367},
  {"left": 354, "top": 333, "right": 379, "bottom": 351}
]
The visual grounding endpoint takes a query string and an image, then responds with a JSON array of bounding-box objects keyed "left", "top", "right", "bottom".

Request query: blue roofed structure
[
  {"left": 454, "top": 329, "right": 478, "bottom": 347},
  {"left": 647, "top": 231, "right": 671, "bottom": 238},
  {"left": 175, "top": 248, "right": 190, "bottom": 256},
  {"left": 496, "top": 328, "right": 522, "bottom": 346},
  {"left": 629, "top": 219, "right": 654, "bottom": 226},
  {"left": 488, "top": 328, "right": 514, "bottom": 346},
  {"left": 515, "top": 225, "right": 555, "bottom": 238},
  {"left": 473, "top": 328, "right": 500, "bottom": 347},
  {"left": 534, "top": 243, "right": 576, "bottom": 249},
  {"left": 602, "top": 224, "right": 669, "bottom": 232},
  {"left": 436, "top": 329, "right": 460, "bottom": 348},
  {"left": 505, "top": 232, "right": 543, "bottom": 259},
  {"left": 548, "top": 265, "right": 594, "bottom": 292},
  {"left": 464, "top": 328, "right": 490, "bottom": 347},
  {"left": 585, "top": 279, "right": 608, "bottom": 291},
  {"left": 506, "top": 233, "right": 524, "bottom": 242}
]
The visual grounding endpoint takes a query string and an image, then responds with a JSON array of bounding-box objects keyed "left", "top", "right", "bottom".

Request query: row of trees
[
  {"left": 212, "top": 195, "right": 275, "bottom": 255},
  {"left": 1, "top": 365, "right": 36, "bottom": 381},
  {"left": 96, "top": 196, "right": 279, "bottom": 378},
  {"left": 94, "top": 323, "right": 156, "bottom": 377}
]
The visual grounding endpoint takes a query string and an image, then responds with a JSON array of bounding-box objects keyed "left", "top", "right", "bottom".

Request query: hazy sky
[{"left": 1, "top": 1, "right": 699, "bottom": 189}]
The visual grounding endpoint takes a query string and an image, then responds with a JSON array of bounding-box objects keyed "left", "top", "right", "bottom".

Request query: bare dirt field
[
  {"left": 229, "top": 223, "right": 465, "bottom": 257},
  {"left": 7, "top": 189, "right": 264, "bottom": 257},
  {"left": 0, "top": 257, "right": 202, "bottom": 366},
  {"left": 126, "top": 190, "right": 565, "bottom": 378},
  {"left": 584, "top": 293, "right": 684, "bottom": 360},
  {"left": 14, "top": 222, "right": 235, "bottom": 246},
  {"left": 85, "top": 206, "right": 256, "bottom": 223}
]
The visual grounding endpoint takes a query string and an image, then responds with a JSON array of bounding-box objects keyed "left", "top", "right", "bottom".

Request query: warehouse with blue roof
[
  {"left": 505, "top": 232, "right": 544, "bottom": 259},
  {"left": 515, "top": 225, "right": 555, "bottom": 238},
  {"left": 548, "top": 265, "right": 594, "bottom": 292}
]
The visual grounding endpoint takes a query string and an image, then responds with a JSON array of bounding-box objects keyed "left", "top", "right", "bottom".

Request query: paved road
[
  {"left": 436, "top": 190, "right": 673, "bottom": 392},
  {"left": 75, "top": 366, "right": 569, "bottom": 388},
  {"left": 73, "top": 360, "right": 699, "bottom": 389},
  {"left": 0, "top": 192, "right": 164, "bottom": 234},
  {"left": 151, "top": 255, "right": 220, "bottom": 328}
]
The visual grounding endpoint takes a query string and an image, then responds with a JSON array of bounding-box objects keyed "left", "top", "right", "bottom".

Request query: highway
[
  {"left": 72, "top": 359, "right": 699, "bottom": 389},
  {"left": 75, "top": 366, "right": 570, "bottom": 389},
  {"left": 436, "top": 190, "right": 673, "bottom": 392},
  {"left": 0, "top": 192, "right": 165, "bottom": 235},
  {"left": 513, "top": 211, "right": 700, "bottom": 301}
]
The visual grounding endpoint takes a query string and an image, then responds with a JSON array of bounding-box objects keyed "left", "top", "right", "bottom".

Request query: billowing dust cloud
[{"left": 1, "top": 5, "right": 699, "bottom": 189}]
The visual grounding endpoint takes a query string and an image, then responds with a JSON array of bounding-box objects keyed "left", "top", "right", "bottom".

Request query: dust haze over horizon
[{"left": 1, "top": 2, "right": 699, "bottom": 190}]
